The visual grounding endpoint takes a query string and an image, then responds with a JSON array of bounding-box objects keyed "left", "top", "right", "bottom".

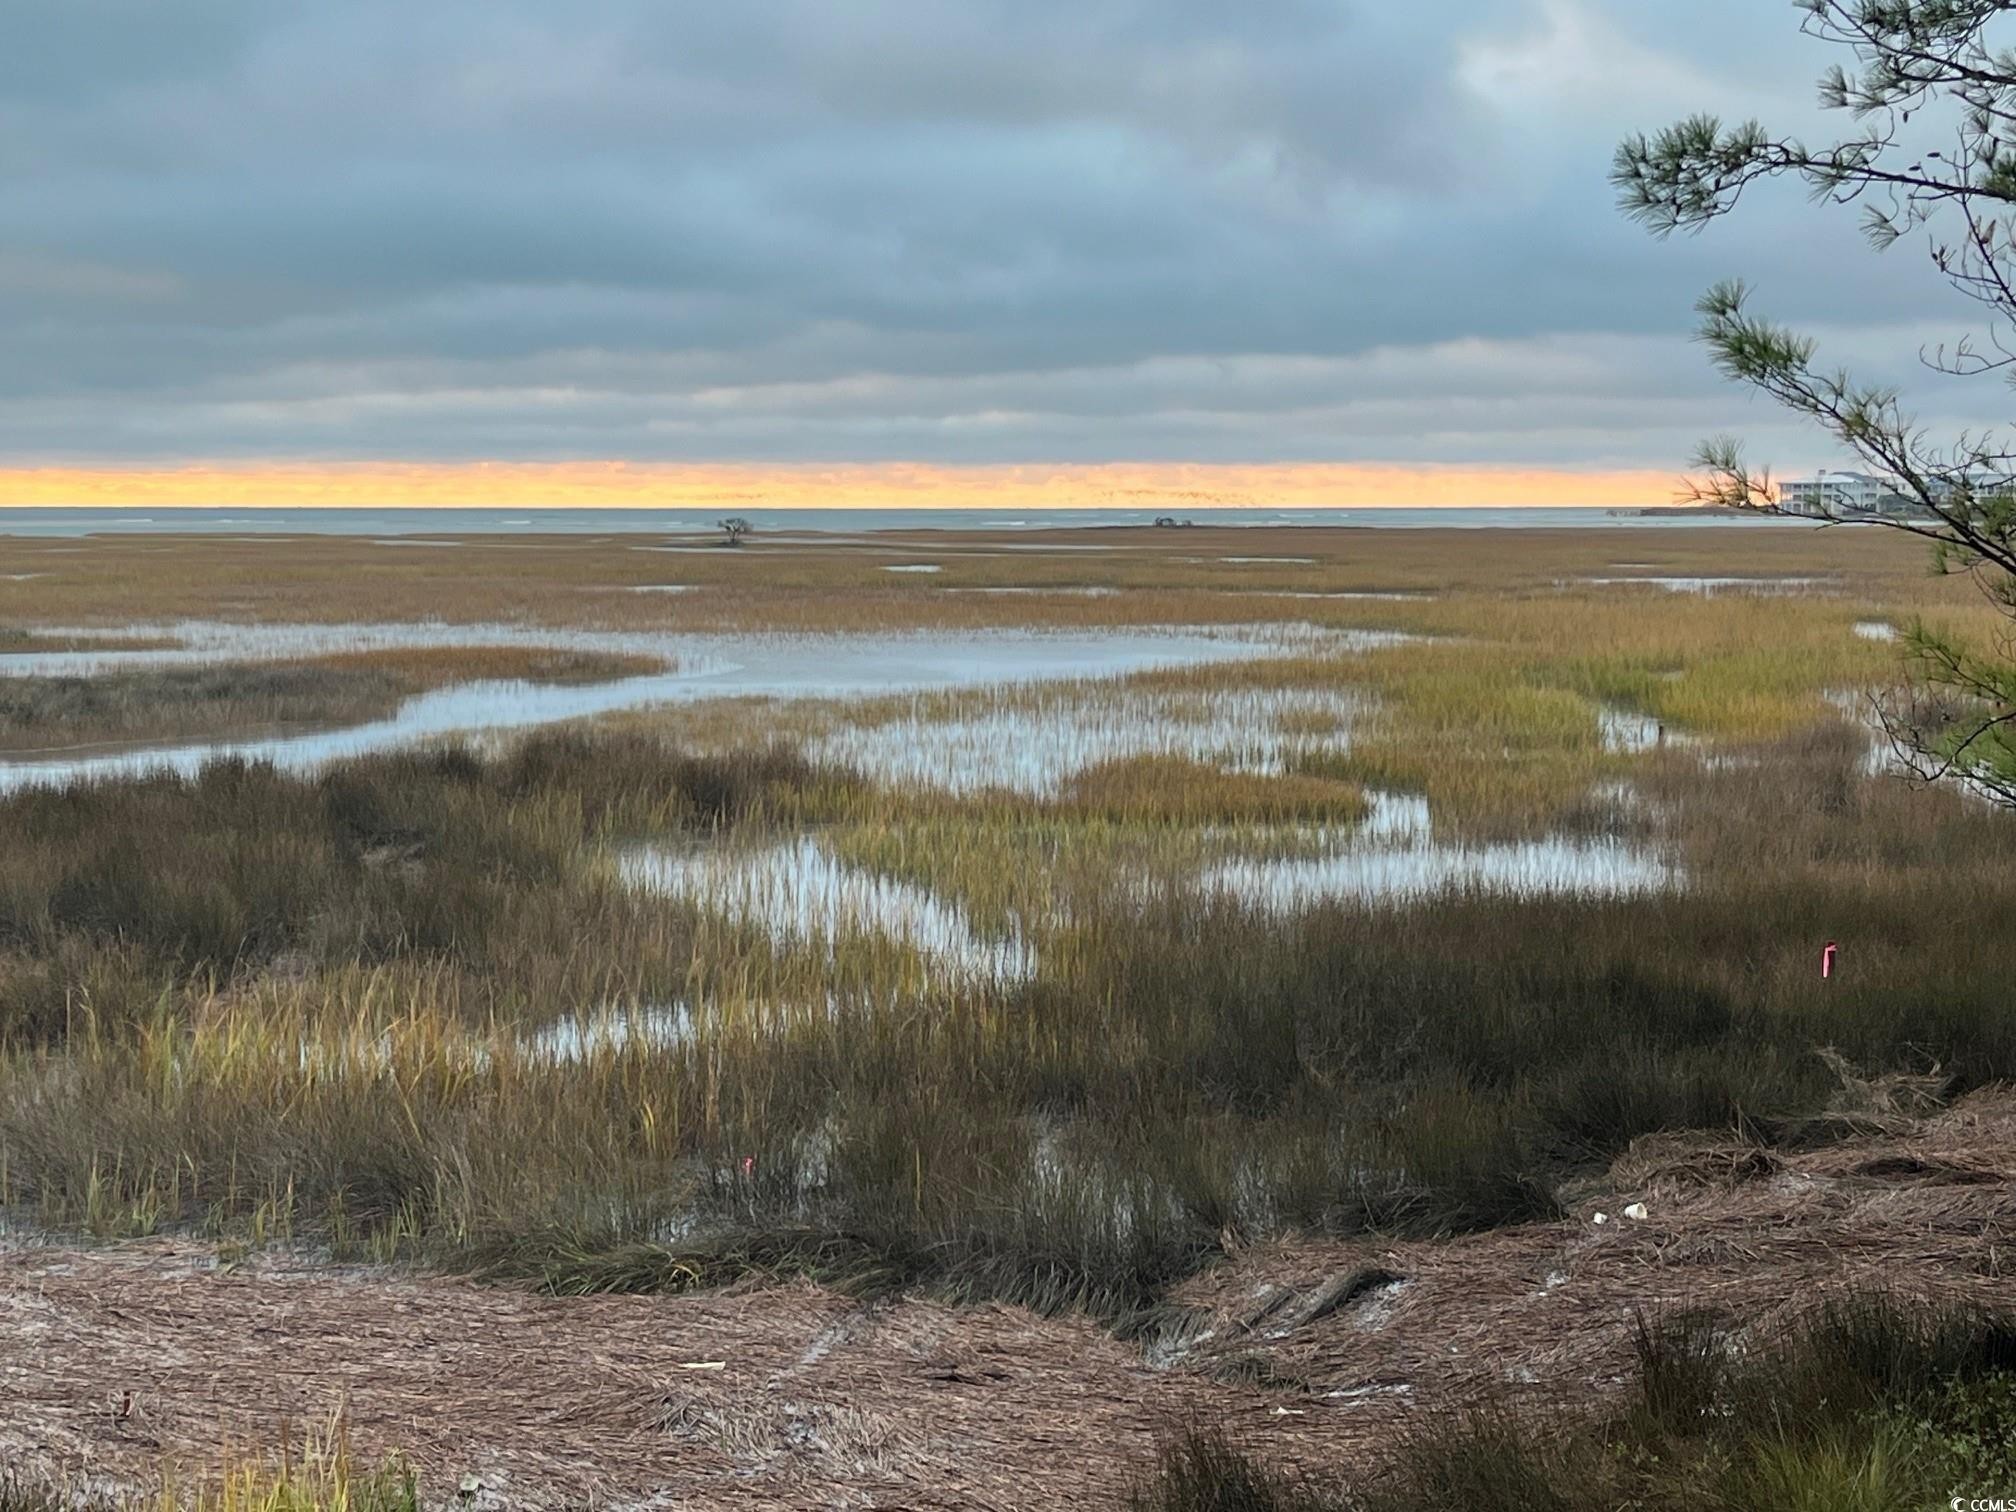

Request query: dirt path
[{"left": 6, "top": 1093, "right": 2015, "bottom": 1509}]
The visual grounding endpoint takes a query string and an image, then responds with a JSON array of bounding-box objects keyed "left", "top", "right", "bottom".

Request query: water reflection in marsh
[{"left": 0, "top": 621, "right": 1321, "bottom": 791}]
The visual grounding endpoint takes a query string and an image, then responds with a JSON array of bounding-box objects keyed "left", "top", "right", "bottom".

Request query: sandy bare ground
[{"left": 5, "top": 1092, "right": 2015, "bottom": 1509}]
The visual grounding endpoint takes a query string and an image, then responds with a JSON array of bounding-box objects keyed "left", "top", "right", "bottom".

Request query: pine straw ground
[{"left": 5, "top": 1090, "right": 2016, "bottom": 1510}]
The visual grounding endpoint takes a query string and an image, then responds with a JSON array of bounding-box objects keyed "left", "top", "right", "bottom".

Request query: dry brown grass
[
  {"left": 4, "top": 1089, "right": 2012, "bottom": 1509},
  {"left": 1171, "top": 1086, "right": 2016, "bottom": 1401}
]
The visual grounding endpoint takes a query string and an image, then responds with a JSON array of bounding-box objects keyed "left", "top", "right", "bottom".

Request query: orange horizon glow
[{"left": 0, "top": 461, "right": 1682, "bottom": 510}]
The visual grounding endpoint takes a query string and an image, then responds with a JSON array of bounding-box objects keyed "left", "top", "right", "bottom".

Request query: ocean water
[{"left": 0, "top": 505, "right": 1815, "bottom": 537}]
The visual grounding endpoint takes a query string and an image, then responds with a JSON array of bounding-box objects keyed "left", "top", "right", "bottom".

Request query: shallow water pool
[{"left": 0, "top": 621, "right": 1326, "bottom": 790}]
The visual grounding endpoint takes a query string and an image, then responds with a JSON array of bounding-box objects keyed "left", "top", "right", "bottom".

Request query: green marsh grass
[{"left": 1060, "top": 755, "right": 1367, "bottom": 825}]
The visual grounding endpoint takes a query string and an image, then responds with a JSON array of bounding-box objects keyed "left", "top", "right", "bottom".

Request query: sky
[{"left": 2, "top": 0, "right": 2008, "bottom": 507}]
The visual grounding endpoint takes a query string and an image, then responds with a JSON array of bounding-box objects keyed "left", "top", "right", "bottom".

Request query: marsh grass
[
  {"left": 0, "top": 628, "right": 183, "bottom": 654},
  {"left": 0, "top": 733, "right": 806, "bottom": 1035},
  {"left": 0, "top": 712, "right": 2009, "bottom": 1321},
  {"left": 0, "top": 645, "right": 663, "bottom": 753},
  {"left": 0, "top": 520, "right": 1971, "bottom": 634},
  {"left": 1060, "top": 755, "right": 1366, "bottom": 825},
  {"left": 163, "top": 1418, "right": 419, "bottom": 1512},
  {"left": 599, "top": 572, "right": 2003, "bottom": 840},
  {"left": 2, "top": 525, "right": 2013, "bottom": 1331},
  {"left": 0, "top": 1424, "right": 417, "bottom": 1512}
]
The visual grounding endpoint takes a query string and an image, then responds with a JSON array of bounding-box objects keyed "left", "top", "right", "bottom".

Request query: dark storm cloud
[{"left": 0, "top": 0, "right": 1998, "bottom": 469}]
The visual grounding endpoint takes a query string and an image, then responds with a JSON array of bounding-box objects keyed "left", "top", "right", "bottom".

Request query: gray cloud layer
[{"left": 0, "top": 0, "right": 2003, "bottom": 471}]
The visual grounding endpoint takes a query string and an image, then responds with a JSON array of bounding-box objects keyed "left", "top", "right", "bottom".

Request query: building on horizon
[
  {"left": 1779, "top": 468, "right": 2016, "bottom": 518},
  {"left": 1778, "top": 470, "right": 1923, "bottom": 518}
]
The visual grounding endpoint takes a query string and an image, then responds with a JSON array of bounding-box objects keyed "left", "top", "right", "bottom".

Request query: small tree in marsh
[{"left": 1615, "top": 0, "right": 2016, "bottom": 806}]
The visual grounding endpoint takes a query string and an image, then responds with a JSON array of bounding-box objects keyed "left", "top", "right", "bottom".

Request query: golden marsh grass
[
  {"left": 0, "top": 645, "right": 664, "bottom": 753},
  {"left": 0, "top": 522, "right": 2009, "bottom": 1332}
]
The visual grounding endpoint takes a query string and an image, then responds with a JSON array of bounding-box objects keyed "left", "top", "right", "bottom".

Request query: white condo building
[
  {"left": 1779, "top": 469, "right": 2012, "bottom": 518},
  {"left": 1777, "top": 471, "right": 1903, "bottom": 516},
  {"left": 1774, "top": 471, "right": 1943, "bottom": 520}
]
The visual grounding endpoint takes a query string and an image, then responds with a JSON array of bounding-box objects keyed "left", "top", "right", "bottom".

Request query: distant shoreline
[
  {"left": 1610, "top": 504, "right": 1762, "bottom": 518},
  {"left": 0, "top": 504, "right": 1815, "bottom": 538}
]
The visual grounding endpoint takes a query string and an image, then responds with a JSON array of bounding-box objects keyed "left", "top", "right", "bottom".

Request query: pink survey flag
[{"left": 1821, "top": 941, "right": 1838, "bottom": 980}]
